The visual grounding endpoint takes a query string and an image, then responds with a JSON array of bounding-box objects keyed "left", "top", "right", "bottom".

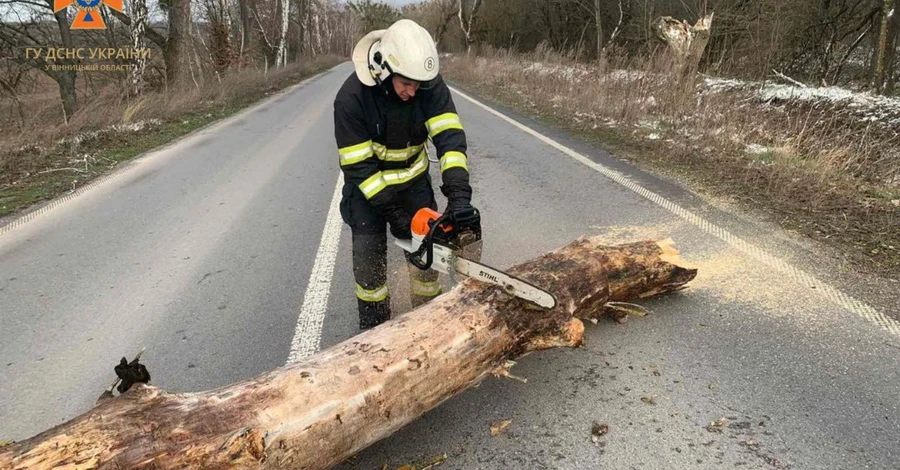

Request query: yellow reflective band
[
  {"left": 382, "top": 152, "right": 429, "bottom": 185},
  {"left": 359, "top": 172, "right": 387, "bottom": 199},
  {"left": 339, "top": 140, "right": 374, "bottom": 166},
  {"left": 411, "top": 279, "right": 442, "bottom": 297},
  {"left": 440, "top": 151, "right": 468, "bottom": 172},
  {"left": 357, "top": 284, "right": 389, "bottom": 302},
  {"left": 426, "top": 112, "right": 463, "bottom": 138},
  {"left": 372, "top": 142, "right": 424, "bottom": 162}
]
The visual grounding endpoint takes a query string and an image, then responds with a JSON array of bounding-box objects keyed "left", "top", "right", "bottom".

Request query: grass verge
[
  {"left": 0, "top": 56, "right": 342, "bottom": 221},
  {"left": 443, "top": 50, "right": 899, "bottom": 278}
]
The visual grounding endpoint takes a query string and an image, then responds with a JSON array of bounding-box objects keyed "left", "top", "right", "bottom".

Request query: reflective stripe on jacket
[{"left": 333, "top": 73, "right": 470, "bottom": 211}]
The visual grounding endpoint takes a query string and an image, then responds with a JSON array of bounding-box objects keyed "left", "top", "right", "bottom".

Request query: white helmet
[{"left": 352, "top": 19, "right": 439, "bottom": 87}]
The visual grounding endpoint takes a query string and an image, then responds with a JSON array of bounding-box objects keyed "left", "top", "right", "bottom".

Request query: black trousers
[{"left": 339, "top": 173, "right": 442, "bottom": 330}]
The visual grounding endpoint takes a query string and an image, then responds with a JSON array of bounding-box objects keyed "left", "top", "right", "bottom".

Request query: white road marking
[
  {"left": 451, "top": 86, "right": 900, "bottom": 338},
  {"left": 286, "top": 173, "right": 345, "bottom": 364}
]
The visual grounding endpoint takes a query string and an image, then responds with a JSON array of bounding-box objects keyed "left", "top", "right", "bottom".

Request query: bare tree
[
  {"left": 594, "top": 0, "right": 602, "bottom": 57},
  {"left": 0, "top": 58, "right": 28, "bottom": 128},
  {"left": 274, "top": 0, "right": 290, "bottom": 67},
  {"left": 458, "top": 0, "right": 483, "bottom": 55},
  {"left": 163, "top": 0, "right": 193, "bottom": 87},
  {"left": 239, "top": 0, "right": 253, "bottom": 59},
  {"left": 434, "top": 0, "right": 457, "bottom": 48},
  {"left": 202, "top": 0, "right": 235, "bottom": 72},
  {"left": 605, "top": 0, "right": 626, "bottom": 56},
  {"left": 128, "top": 0, "right": 149, "bottom": 95},
  {"left": 873, "top": 0, "right": 896, "bottom": 91},
  {"left": 0, "top": 1, "right": 79, "bottom": 121},
  {"left": 50, "top": 1, "right": 77, "bottom": 120}
]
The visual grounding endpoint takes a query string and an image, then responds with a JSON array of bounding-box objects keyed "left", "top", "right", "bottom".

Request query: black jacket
[{"left": 333, "top": 72, "right": 471, "bottom": 214}]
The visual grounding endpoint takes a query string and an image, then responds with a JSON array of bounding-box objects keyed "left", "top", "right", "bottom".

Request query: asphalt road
[{"left": 2, "top": 63, "right": 899, "bottom": 469}]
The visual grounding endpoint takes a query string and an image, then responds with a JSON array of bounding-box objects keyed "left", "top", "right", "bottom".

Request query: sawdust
[
  {"left": 589, "top": 223, "right": 839, "bottom": 333},
  {"left": 684, "top": 249, "right": 828, "bottom": 328},
  {"left": 588, "top": 224, "right": 680, "bottom": 244}
]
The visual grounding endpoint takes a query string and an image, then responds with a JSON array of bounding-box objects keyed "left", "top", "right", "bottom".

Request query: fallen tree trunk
[{"left": 0, "top": 237, "right": 696, "bottom": 470}]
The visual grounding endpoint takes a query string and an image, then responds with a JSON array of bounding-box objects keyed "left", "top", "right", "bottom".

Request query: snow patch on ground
[
  {"left": 636, "top": 119, "right": 662, "bottom": 130},
  {"left": 745, "top": 144, "right": 772, "bottom": 155},
  {"left": 575, "top": 111, "right": 600, "bottom": 121},
  {"left": 609, "top": 69, "right": 646, "bottom": 82},
  {"left": 703, "top": 77, "right": 900, "bottom": 128},
  {"left": 58, "top": 119, "right": 164, "bottom": 147},
  {"left": 523, "top": 62, "right": 590, "bottom": 82},
  {"left": 703, "top": 77, "right": 745, "bottom": 93}
]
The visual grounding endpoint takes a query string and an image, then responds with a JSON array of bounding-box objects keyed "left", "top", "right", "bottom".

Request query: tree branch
[
  {"left": 0, "top": 0, "right": 50, "bottom": 8},
  {"left": 0, "top": 27, "right": 59, "bottom": 81},
  {"left": 832, "top": 20, "right": 874, "bottom": 83},
  {"left": 108, "top": 7, "right": 167, "bottom": 48}
]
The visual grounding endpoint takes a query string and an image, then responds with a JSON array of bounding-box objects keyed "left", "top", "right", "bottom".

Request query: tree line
[
  {"left": 404, "top": 0, "right": 899, "bottom": 94},
  {"left": 0, "top": 0, "right": 402, "bottom": 124},
  {"left": 1, "top": 0, "right": 897, "bottom": 129}
]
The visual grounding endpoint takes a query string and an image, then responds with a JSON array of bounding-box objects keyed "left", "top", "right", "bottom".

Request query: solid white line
[
  {"left": 450, "top": 86, "right": 900, "bottom": 338},
  {"left": 286, "top": 172, "right": 345, "bottom": 364}
]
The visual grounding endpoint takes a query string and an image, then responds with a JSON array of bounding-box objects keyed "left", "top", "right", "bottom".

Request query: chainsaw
[{"left": 395, "top": 207, "right": 557, "bottom": 310}]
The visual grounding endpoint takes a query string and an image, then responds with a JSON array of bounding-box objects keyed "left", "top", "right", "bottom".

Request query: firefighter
[{"left": 333, "top": 19, "right": 479, "bottom": 330}]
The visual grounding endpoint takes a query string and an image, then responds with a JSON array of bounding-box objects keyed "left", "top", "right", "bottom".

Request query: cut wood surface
[{"left": 0, "top": 236, "right": 697, "bottom": 470}]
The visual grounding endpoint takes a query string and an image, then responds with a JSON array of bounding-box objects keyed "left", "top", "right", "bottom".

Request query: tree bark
[
  {"left": 164, "top": 0, "right": 192, "bottom": 88},
  {"left": 274, "top": 0, "right": 290, "bottom": 67},
  {"left": 595, "top": 0, "right": 602, "bottom": 59},
  {"left": 873, "top": 0, "right": 896, "bottom": 92},
  {"left": 887, "top": 12, "right": 899, "bottom": 93},
  {"left": 50, "top": 5, "right": 77, "bottom": 122},
  {"left": 240, "top": 0, "right": 253, "bottom": 58},
  {"left": 129, "top": 0, "right": 149, "bottom": 96},
  {"left": 0, "top": 237, "right": 696, "bottom": 470}
]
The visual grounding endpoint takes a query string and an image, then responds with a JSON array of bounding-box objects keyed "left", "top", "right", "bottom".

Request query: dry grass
[
  {"left": 2, "top": 56, "right": 340, "bottom": 181},
  {"left": 0, "top": 55, "right": 341, "bottom": 217},
  {"left": 443, "top": 47, "right": 900, "bottom": 277}
]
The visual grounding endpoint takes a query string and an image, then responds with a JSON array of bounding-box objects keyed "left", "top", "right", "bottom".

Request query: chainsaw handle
[
  {"left": 408, "top": 212, "right": 454, "bottom": 271},
  {"left": 408, "top": 247, "right": 432, "bottom": 270}
]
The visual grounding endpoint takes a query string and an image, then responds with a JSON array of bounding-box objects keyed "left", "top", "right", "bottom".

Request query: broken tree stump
[
  {"left": 0, "top": 237, "right": 697, "bottom": 470},
  {"left": 655, "top": 13, "right": 714, "bottom": 76}
]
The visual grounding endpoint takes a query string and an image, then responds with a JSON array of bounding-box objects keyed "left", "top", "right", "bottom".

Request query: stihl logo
[{"left": 478, "top": 271, "right": 499, "bottom": 283}]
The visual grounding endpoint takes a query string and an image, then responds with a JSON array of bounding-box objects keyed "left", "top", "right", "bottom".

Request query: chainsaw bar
[{"left": 453, "top": 255, "right": 558, "bottom": 310}]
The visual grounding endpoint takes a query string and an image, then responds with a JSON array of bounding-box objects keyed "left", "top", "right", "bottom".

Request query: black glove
[
  {"left": 446, "top": 196, "right": 481, "bottom": 238},
  {"left": 446, "top": 196, "right": 473, "bottom": 215},
  {"left": 442, "top": 168, "right": 479, "bottom": 235},
  {"left": 383, "top": 204, "right": 412, "bottom": 240},
  {"left": 450, "top": 202, "right": 481, "bottom": 237}
]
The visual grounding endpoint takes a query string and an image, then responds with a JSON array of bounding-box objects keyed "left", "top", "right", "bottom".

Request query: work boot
[
  {"left": 408, "top": 264, "right": 441, "bottom": 308},
  {"left": 358, "top": 298, "right": 391, "bottom": 331}
]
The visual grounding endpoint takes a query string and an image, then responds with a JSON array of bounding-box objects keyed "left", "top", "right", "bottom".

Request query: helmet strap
[{"left": 368, "top": 47, "right": 394, "bottom": 96}]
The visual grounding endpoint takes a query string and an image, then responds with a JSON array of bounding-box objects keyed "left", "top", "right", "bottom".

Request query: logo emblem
[
  {"left": 54, "top": 0, "right": 123, "bottom": 29},
  {"left": 424, "top": 57, "right": 435, "bottom": 72}
]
